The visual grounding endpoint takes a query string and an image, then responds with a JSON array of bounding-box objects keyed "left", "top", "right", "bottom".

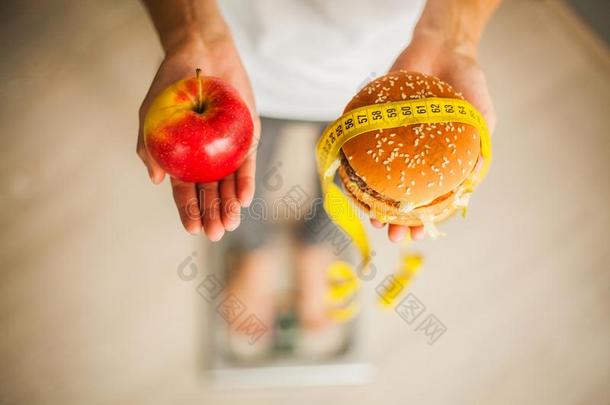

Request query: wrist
[
  {"left": 162, "top": 21, "right": 232, "bottom": 57},
  {"left": 411, "top": 27, "right": 478, "bottom": 60},
  {"left": 412, "top": 0, "right": 498, "bottom": 58}
]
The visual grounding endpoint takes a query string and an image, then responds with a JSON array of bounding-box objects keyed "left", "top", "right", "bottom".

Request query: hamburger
[{"left": 337, "top": 71, "right": 484, "bottom": 236}]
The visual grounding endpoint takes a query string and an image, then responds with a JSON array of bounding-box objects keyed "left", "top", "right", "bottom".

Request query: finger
[
  {"left": 236, "top": 117, "right": 260, "bottom": 207},
  {"left": 236, "top": 151, "right": 256, "bottom": 207},
  {"left": 137, "top": 131, "right": 166, "bottom": 184},
  {"left": 219, "top": 174, "right": 241, "bottom": 231},
  {"left": 480, "top": 98, "right": 496, "bottom": 134},
  {"left": 388, "top": 224, "right": 409, "bottom": 243},
  {"left": 456, "top": 71, "right": 497, "bottom": 133},
  {"left": 467, "top": 87, "right": 496, "bottom": 133},
  {"left": 370, "top": 218, "right": 386, "bottom": 228},
  {"left": 170, "top": 177, "right": 202, "bottom": 235},
  {"left": 410, "top": 226, "right": 425, "bottom": 241},
  {"left": 146, "top": 155, "right": 166, "bottom": 185},
  {"left": 199, "top": 182, "right": 225, "bottom": 241}
]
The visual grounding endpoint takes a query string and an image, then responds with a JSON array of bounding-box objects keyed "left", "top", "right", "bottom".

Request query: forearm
[
  {"left": 141, "top": 0, "right": 230, "bottom": 54},
  {"left": 414, "top": 0, "right": 501, "bottom": 54}
]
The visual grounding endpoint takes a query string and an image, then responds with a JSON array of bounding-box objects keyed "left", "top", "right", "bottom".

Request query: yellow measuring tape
[
  {"left": 325, "top": 261, "right": 361, "bottom": 322},
  {"left": 317, "top": 97, "right": 492, "bottom": 307}
]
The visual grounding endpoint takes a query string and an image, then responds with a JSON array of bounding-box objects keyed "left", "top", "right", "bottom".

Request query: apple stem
[{"left": 195, "top": 68, "right": 203, "bottom": 113}]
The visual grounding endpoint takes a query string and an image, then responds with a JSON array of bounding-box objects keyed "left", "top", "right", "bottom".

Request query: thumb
[
  {"left": 454, "top": 71, "right": 496, "bottom": 133},
  {"left": 136, "top": 132, "right": 166, "bottom": 184}
]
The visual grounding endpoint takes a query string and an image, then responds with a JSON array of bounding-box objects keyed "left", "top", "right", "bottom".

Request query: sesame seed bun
[{"left": 339, "top": 71, "right": 482, "bottom": 226}]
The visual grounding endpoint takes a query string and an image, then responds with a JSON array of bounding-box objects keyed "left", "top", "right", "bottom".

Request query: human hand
[
  {"left": 372, "top": 30, "right": 496, "bottom": 243},
  {"left": 137, "top": 37, "right": 261, "bottom": 241}
]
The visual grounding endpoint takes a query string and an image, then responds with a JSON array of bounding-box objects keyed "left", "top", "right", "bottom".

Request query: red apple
[{"left": 144, "top": 69, "right": 253, "bottom": 183}]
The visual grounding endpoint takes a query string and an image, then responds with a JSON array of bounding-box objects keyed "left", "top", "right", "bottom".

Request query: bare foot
[
  {"left": 295, "top": 244, "right": 335, "bottom": 331},
  {"left": 224, "top": 246, "right": 278, "bottom": 359},
  {"left": 294, "top": 244, "right": 349, "bottom": 358}
]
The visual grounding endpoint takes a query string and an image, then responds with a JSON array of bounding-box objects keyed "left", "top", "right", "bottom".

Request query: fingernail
[
  {"left": 225, "top": 222, "right": 239, "bottom": 232},
  {"left": 240, "top": 195, "right": 253, "bottom": 207},
  {"left": 153, "top": 174, "right": 164, "bottom": 185},
  {"left": 149, "top": 170, "right": 162, "bottom": 185},
  {"left": 188, "top": 226, "right": 201, "bottom": 235},
  {"left": 208, "top": 229, "right": 224, "bottom": 242},
  {"left": 391, "top": 235, "right": 404, "bottom": 244}
]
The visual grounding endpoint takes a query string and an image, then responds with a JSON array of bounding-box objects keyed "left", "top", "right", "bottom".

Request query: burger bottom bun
[{"left": 337, "top": 165, "right": 458, "bottom": 227}]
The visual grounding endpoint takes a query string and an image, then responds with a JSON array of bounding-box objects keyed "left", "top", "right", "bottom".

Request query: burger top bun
[{"left": 341, "top": 71, "right": 481, "bottom": 205}]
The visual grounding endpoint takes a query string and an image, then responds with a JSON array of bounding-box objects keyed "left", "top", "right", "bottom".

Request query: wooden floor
[{"left": 0, "top": 0, "right": 609, "bottom": 404}]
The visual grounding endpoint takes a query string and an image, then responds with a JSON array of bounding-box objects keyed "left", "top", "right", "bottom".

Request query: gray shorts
[{"left": 226, "top": 117, "right": 347, "bottom": 252}]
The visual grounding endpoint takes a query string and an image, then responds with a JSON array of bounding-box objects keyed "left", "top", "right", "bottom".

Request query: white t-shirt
[{"left": 219, "top": 0, "right": 425, "bottom": 121}]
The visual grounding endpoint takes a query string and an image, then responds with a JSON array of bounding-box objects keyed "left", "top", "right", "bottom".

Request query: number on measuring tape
[
  {"left": 322, "top": 137, "right": 331, "bottom": 156},
  {"left": 444, "top": 103, "right": 454, "bottom": 114},
  {"left": 401, "top": 105, "right": 412, "bottom": 116},
  {"left": 356, "top": 114, "right": 368, "bottom": 125},
  {"left": 382, "top": 105, "right": 400, "bottom": 125},
  {"left": 428, "top": 101, "right": 442, "bottom": 118},
  {"left": 371, "top": 109, "right": 383, "bottom": 121},
  {"left": 344, "top": 117, "right": 354, "bottom": 131},
  {"left": 414, "top": 103, "right": 427, "bottom": 116}
]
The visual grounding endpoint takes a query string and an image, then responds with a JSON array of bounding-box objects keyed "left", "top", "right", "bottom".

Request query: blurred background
[{"left": 1, "top": 0, "right": 609, "bottom": 404}]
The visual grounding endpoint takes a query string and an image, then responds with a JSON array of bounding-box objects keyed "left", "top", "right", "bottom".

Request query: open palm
[
  {"left": 372, "top": 34, "right": 496, "bottom": 243},
  {"left": 137, "top": 41, "right": 260, "bottom": 241}
]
